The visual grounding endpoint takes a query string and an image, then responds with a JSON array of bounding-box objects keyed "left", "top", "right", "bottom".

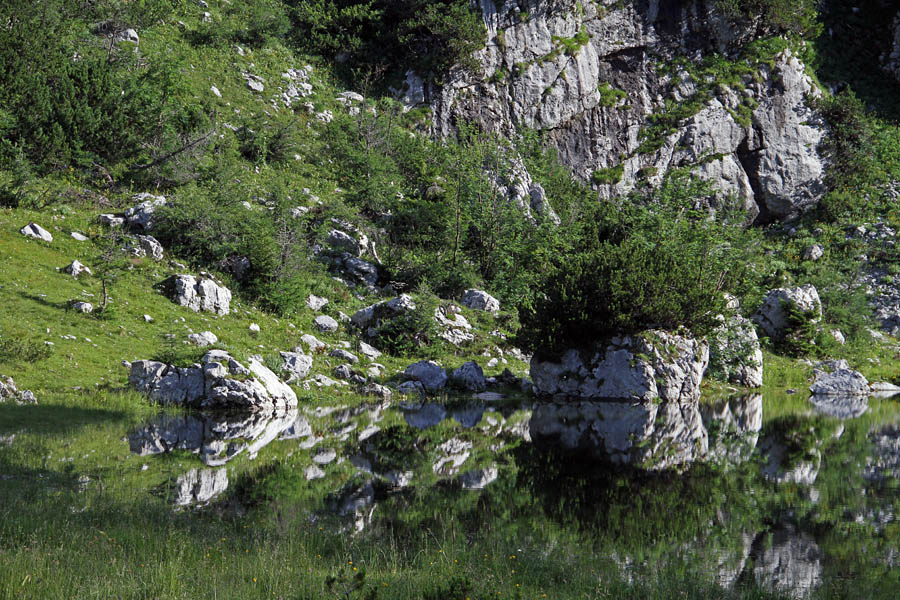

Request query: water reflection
[
  {"left": 529, "top": 394, "right": 762, "bottom": 470},
  {"left": 116, "top": 390, "right": 900, "bottom": 597},
  {"left": 128, "top": 409, "right": 299, "bottom": 466}
]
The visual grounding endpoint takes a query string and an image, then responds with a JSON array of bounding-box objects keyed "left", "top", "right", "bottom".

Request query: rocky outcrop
[
  {"left": 165, "top": 274, "right": 232, "bottom": 315},
  {"left": 431, "top": 1, "right": 827, "bottom": 222},
  {"left": 351, "top": 294, "right": 416, "bottom": 329},
  {"left": 125, "top": 193, "right": 166, "bottom": 230},
  {"left": 402, "top": 360, "right": 448, "bottom": 393},
  {"left": 0, "top": 376, "right": 36, "bottom": 405},
  {"left": 530, "top": 330, "right": 709, "bottom": 403},
  {"left": 809, "top": 360, "right": 869, "bottom": 397},
  {"left": 753, "top": 284, "right": 821, "bottom": 340},
  {"left": 129, "top": 350, "right": 297, "bottom": 413},
  {"left": 451, "top": 361, "right": 487, "bottom": 392},
  {"left": 461, "top": 289, "right": 500, "bottom": 313}
]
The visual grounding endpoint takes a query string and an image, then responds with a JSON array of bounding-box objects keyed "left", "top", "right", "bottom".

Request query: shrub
[
  {"left": 518, "top": 172, "right": 762, "bottom": 356},
  {"left": 289, "top": 0, "right": 486, "bottom": 83}
]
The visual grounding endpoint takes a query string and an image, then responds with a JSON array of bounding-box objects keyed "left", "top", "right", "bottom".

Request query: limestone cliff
[{"left": 424, "top": 0, "right": 828, "bottom": 222}]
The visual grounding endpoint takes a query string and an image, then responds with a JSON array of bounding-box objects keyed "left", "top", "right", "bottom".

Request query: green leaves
[{"left": 519, "top": 172, "right": 762, "bottom": 356}]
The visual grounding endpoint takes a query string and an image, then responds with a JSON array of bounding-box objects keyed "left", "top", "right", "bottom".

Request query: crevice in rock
[{"left": 736, "top": 134, "right": 768, "bottom": 225}]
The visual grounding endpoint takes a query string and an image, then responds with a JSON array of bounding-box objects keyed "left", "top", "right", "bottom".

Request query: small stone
[
  {"left": 143, "top": 314, "right": 154, "bottom": 322},
  {"left": 188, "top": 331, "right": 218, "bottom": 347},
  {"left": 306, "top": 295, "right": 329, "bottom": 311},
  {"left": 803, "top": 244, "right": 825, "bottom": 261},
  {"left": 71, "top": 232, "right": 88, "bottom": 242},
  {"left": 71, "top": 301, "right": 93, "bottom": 314},
  {"left": 249, "top": 323, "right": 260, "bottom": 333},
  {"left": 330, "top": 348, "right": 358, "bottom": 364},
  {"left": 63, "top": 260, "right": 92, "bottom": 278},
  {"left": 314, "top": 315, "right": 339, "bottom": 333},
  {"left": 20, "top": 223, "right": 53, "bottom": 242}
]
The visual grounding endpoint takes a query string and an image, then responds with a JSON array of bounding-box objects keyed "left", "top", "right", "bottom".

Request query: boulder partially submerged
[{"left": 129, "top": 350, "right": 296, "bottom": 413}]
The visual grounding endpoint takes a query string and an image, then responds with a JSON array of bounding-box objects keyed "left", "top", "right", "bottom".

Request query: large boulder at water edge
[
  {"left": 530, "top": 330, "right": 709, "bottom": 403},
  {"left": 129, "top": 350, "right": 296, "bottom": 413}
]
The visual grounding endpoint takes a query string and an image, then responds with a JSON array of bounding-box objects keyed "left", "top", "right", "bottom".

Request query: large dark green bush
[
  {"left": 288, "top": 0, "right": 485, "bottom": 83},
  {"left": 0, "top": 1, "right": 209, "bottom": 177},
  {"left": 518, "top": 173, "right": 762, "bottom": 356}
]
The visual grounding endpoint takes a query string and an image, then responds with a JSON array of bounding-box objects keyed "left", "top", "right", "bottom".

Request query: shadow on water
[{"left": 0, "top": 403, "right": 131, "bottom": 435}]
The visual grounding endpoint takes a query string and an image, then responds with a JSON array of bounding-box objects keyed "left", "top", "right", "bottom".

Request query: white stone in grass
[
  {"left": 188, "top": 331, "right": 218, "bottom": 347},
  {"left": 314, "top": 315, "right": 339, "bottom": 333},
  {"left": 20, "top": 223, "right": 52, "bottom": 242},
  {"left": 249, "top": 323, "right": 260, "bottom": 333},
  {"left": 71, "top": 301, "right": 93, "bottom": 314},
  {"left": 63, "top": 260, "right": 92, "bottom": 278},
  {"left": 70, "top": 232, "right": 88, "bottom": 242}
]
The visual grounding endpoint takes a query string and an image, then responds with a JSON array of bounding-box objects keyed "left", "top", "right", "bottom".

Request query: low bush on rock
[{"left": 519, "top": 173, "right": 762, "bottom": 356}]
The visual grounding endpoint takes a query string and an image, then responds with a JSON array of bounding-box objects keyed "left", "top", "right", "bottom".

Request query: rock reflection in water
[
  {"left": 173, "top": 468, "right": 228, "bottom": 506},
  {"left": 529, "top": 394, "right": 761, "bottom": 470},
  {"left": 751, "top": 523, "right": 822, "bottom": 599},
  {"left": 809, "top": 394, "right": 868, "bottom": 419},
  {"left": 129, "top": 409, "right": 299, "bottom": 466},
  {"left": 401, "top": 400, "right": 523, "bottom": 431}
]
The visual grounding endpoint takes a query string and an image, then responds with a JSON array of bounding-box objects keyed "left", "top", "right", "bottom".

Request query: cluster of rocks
[
  {"left": 0, "top": 376, "right": 36, "bottom": 405},
  {"left": 129, "top": 350, "right": 296, "bottom": 413}
]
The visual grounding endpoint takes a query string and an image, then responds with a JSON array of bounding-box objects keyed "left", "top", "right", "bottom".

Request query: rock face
[
  {"left": 752, "top": 284, "right": 821, "bottom": 340},
  {"left": 708, "top": 314, "right": 763, "bottom": 387},
  {"left": 429, "top": 1, "right": 827, "bottom": 222},
  {"left": 530, "top": 330, "right": 709, "bottom": 403},
  {"left": 20, "top": 222, "right": 52, "bottom": 242},
  {"left": 129, "top": 351, "right": 297, "bottom": 413},
  {"left": 527, "top": 330, "right": 755, "bottom": 470},
  {"left": 166, "top": 275, "right": 232, "bottom": 315}
]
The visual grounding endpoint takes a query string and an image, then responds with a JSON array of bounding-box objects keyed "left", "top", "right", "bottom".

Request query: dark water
[{"left": 122, "top": 391, "right": 900, "bottom": 598}]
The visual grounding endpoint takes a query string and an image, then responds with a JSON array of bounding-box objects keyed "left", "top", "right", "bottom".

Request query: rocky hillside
[{"left": 1, "top": 0, "right": 900, "bottom": 410}]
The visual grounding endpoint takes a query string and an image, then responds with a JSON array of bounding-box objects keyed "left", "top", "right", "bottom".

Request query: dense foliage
[
  {"left": 289, "top": 0, "right": 486, "bottom": 82},
  {"left": 518, "top": 173, "right": 762, "bottom": 356},
  {"left": 0, "top": 1, "right": 210, "bottom": 179}
]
